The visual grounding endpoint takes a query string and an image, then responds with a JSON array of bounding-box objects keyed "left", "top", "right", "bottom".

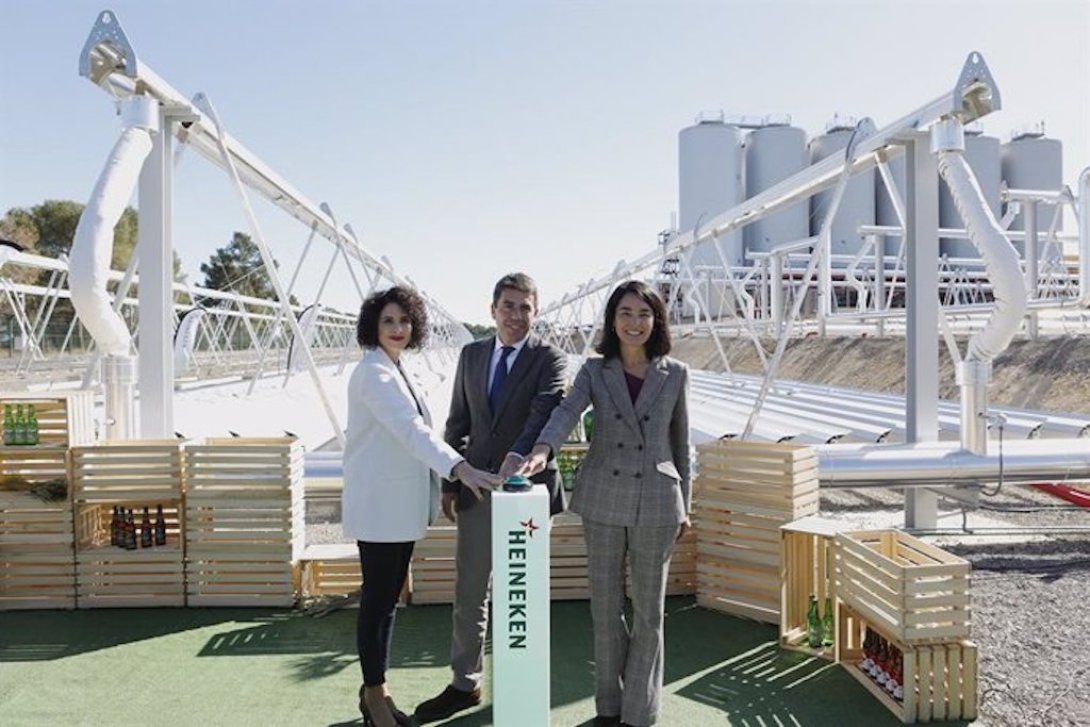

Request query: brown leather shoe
[{"left": 414, "top": 685, "right": 482, "bottom": 723}]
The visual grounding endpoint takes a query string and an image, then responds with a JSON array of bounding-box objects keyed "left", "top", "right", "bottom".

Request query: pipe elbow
[{"left": 937, "top": 149, "right": 1026, "bottom": 361}]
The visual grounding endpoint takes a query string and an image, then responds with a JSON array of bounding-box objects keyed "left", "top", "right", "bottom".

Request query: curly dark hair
[
  {"left": 356, "top": 286, "right": 429, "bottom": 350},
  {"left": 595, "top": 280, "right": 671, "bottom": 360}
]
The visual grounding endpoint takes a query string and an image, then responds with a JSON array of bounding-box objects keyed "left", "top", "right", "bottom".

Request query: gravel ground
[{"left": 307, "top": 484, "right": 1090, "bottom": 726}]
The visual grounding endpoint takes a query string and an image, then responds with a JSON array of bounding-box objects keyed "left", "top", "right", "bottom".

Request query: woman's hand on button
[
  {"left": 514, "top": 444, "right": 550, "bottom": 478},
  {"left": 453, "top": 461, "right": 502, "bottom": 501}
]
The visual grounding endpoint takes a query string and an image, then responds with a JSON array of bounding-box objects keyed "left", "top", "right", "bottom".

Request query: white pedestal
[{"left": 491, "top": 486, "right": 551, "bottom": 726}]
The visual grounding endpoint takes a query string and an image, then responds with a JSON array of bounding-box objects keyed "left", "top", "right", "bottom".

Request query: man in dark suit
[{"left": 414, "top": 272, "right": 567, "bottom": 724}]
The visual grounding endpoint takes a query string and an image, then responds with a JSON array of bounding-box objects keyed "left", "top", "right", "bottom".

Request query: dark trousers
[{"left": 357, "top": 540, "right": 415, "bottom": 686}]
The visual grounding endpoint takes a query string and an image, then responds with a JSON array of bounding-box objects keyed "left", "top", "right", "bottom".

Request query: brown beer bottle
[
  {"left": 140, "top": 507, "right": 153, "bottom": 548},
  {"left": 125, "top": 509, "right": 137, "bottom": 550},
  {"left": 154, "top": 504, "right": 167, "bottom": 546}
]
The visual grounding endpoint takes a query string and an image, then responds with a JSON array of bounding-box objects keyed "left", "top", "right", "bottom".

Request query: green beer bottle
[
  {"left": 3, "top": 404, "right": 12, "bottom": 446},
  {"left": 806, "top": 594, "right": 822, "bottom": 648},
  {"left": 822, "top": 596, "right": 834, "bottom": 646},
  {"left": 13, "top": 404, "right": 26, "bottom": 446},
  {"left": 27, "top": 404, "right": 39, "bottom": 446},
  {"left": 582, "top": 408, "right": 595, "bottom": 442}
]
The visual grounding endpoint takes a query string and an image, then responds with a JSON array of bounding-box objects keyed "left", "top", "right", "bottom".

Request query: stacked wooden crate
[
  {"left": 0, "top": 391, "right": 94, "bottom": 610},
  {"left": 779, "top": 515, "right": 851, "bottom": 658},
  {"left": 693, "top": 440, "right": 819, "bottom": 623},
  {"left": 184, "top": 437, "right": 303, "bottom": 607},
  {"left": 71, "top": 441, "right": 186, "bottom": 608},
  {"left": 549, "top": 513, "right": 589, "bottom": 600},
  {"left": 409, "top": 524, "right": 458, "bottom": 604},
  {"left": 299, "top": 543, "right": 363, "bottom": 599},
  {"left": 0, "top": 448, "right": 73, "bottom": 610},
  {"left": 833, "top": 529, "right": 976, "bottom": 723}
]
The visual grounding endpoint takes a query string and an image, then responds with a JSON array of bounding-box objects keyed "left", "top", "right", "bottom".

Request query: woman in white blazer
[
  {"left": 519, "top": 280, "right": 691, "bottom": 727},
  {"left": 343, "top": 286, "right": 498, "bottom": 727}
]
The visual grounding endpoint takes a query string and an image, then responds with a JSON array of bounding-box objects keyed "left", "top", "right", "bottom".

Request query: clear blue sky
[{"left": 1, "top": 0, "right": 1087, "bottom": 325}]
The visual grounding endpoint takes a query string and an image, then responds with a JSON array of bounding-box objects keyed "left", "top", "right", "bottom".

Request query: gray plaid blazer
[{"left": 536, "top": 356, "right": 691, "bottom": 527}]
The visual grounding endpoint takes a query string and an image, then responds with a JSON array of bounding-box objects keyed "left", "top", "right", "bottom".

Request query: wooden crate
[
  {"left": 74, "top": 501, "right": 185, "bottom": 607},
  {"left": 837, "top": 601, "right": 978, "bottom": 723},
  {"left": 694, "top": 440, "right": 819, "bottom": 623},
  {"left": 0, "top": 391, "right": 95, "bottom": 447},
  {"left": 300, "top": 544, "right": 362, "bottom": 598},
  {"left": 409, "top": 524, "right": 458, "bottom": 604},
  {"left": 780, "top": 516, "right": 853, "bottom": 658},
  {"left": 0, "top": 445, "right": 69, "bottom": 484},
  {"left": 184, "top": 438, "right": 303, "bottom": 607},
  {"left": 0, "top": 490, "right": 76, "bottom": 610},
  {"left": 549, "top": 514, "right": 589, "bottom": 600},
  {"left": 835, "top": 530, "right": 971, "bottom": 644},
  {"left": 71, "top": 441, "right": 185, "bottom": 607},
  {"left": 667, "top": 526, "right": 697, "bottom": 596}
]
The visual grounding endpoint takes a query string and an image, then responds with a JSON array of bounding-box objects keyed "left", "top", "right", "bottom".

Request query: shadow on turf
[{"left": 0, "top": 608, "right": 296, "bottom": 662}]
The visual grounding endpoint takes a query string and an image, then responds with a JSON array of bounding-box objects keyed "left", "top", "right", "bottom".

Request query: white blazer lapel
[{"left": 365, "top": 348, "right": 424, "bottom": 422}]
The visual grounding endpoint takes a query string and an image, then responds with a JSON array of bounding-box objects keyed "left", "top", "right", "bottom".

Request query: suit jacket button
[
  {"left": 643, "top": 415, "right": 650, "bottom": 422},
  {"left": 615, "top": 413, "right": 622, "bottom": 420},
  {"left": 617, "top": 442, "right": 624, "bottom": 449},
  {"left": 637, "top": 444, "right": 643, "bottom": 451},
  {"left": 612, "top": 469, "right": 619, "bottom": 476},
  {"left": 634, "top": 472, "right": 642, "bottom": 478}
]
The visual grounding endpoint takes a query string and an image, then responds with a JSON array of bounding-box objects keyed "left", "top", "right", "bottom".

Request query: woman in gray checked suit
[{"left": 517, "top": 279, "right": 691, "bottom": 727}]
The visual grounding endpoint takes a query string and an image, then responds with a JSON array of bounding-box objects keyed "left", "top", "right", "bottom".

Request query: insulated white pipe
[
  {"left": 934, "top": 119, "right": 1027, "bottom": 456},
  {"left": 934, "top": 135, "right": 1027, "bottom": 362},
  {"left": 1079, "top": 167, "right": 1090, "bottom": 306},
  {"left": 70, "top": 96, "right": 158, "bottom": 356},
  {"left": 817, "top": 439, "right": 1090, "bottom": 486}
]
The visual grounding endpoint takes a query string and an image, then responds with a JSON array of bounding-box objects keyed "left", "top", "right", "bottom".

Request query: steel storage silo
[
  {"left": 744, "top": 122, "right": 809, "bottom": 256},
  {"left": 1001, "top": 129, "right": 1064, "bottom": 235},
  {"left": 678, "top": 114, "right": 745, "bottom": 269},
  {"left": 874, "top": 152, "right": 905, "bottom": 258},
  {"left": 940, "top": 130, "right": 1001, "bottom": 259},
  {"left": 809, "top": 118, "right": 876, "bottom": 260}
]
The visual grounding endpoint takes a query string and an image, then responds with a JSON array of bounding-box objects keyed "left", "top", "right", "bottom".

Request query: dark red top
[{"left": 624, "top": 370, "right": 644, "bottom": 403}]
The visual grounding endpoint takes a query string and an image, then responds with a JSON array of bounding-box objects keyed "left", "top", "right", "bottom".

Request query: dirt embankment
[{"left": 670, "top": 334, "right": 1090, "bottom": 414}]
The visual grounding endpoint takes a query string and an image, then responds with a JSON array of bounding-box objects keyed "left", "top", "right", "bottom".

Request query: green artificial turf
[{"left": 0, "top": 597, "right": 967, "bottom": 726}]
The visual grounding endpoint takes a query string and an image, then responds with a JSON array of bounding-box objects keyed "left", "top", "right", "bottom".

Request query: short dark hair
[
  {"left": 595, "top": 280, "right": 671, "bottom": 359},
  {"left": 491, "top": 272, "right": 538, "bottom": 307},
  {"left": 356, "top": 286, "right": 429, "bottom": 349}
]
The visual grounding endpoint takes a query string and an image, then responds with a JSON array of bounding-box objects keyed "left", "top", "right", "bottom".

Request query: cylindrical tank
[
  {"left": 744, "top": 123, "right": 809, "bottom": 257},
  {"left": 874, "top": 152, "right": 905, "bottom": 258},
  {"left": 809, "top": 119, "right": 876, "bottom": 261},
  {"left": 678, "top": 114, "right": 745, "bottom": 269},
  {"left": 940, "top": 131, "right": 1001, "bottom": 259},
  {"left": 1001, "top": 130, "right": 1063, "bottom": 234}
]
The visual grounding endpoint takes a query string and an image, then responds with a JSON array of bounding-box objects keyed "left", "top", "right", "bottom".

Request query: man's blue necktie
[{"left": 489, "top": 346, "right": 515, "bottom": 413}]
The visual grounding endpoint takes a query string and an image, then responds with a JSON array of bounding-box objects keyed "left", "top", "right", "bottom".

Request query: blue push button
[{"left": 502, "top": 475, "right": 533, "bottom": 493}]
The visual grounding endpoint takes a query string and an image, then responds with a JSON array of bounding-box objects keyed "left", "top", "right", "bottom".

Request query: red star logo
[{"left": 520, "top": 517, "right": 540, "bottom": 538}]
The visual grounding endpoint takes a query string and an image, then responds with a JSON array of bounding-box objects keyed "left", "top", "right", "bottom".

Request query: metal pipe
[
  {"left": 816, "top": 439, "right": 1090, "bottom": 486},
  {"left": 102, "top": 354, "right": 137, "bottom": 440},
  {"left": 1024, "top": 200, "right": 1039, "bottom": 338},
  {"left": 1079, "top": 167, "right": 1090, "bottom": 306}
]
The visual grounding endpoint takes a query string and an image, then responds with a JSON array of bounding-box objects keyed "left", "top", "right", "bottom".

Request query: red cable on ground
[{"left": 1031, "top": 483, "right": 1090, "bottom": 508}]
